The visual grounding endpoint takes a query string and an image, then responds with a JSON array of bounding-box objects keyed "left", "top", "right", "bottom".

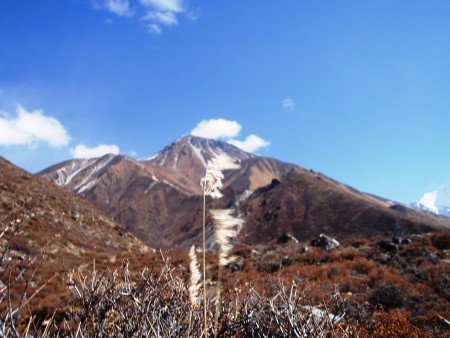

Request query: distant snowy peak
[
  {"left": 418, "top": 191, "right": 439, "bottom": 214},
  {"left": 416, "top": 182, "right": 450, "bottom": 217}
]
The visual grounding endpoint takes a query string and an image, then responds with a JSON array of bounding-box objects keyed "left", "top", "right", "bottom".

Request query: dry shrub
[
  {"left": 432, "top": 233, "right": 450, "bottom": 250},
  {"left": 361, "top": 310, "right": 434, "bottom": 338},
  {"left": 49, "top": 258, "right": 354, "bottom": 338}
]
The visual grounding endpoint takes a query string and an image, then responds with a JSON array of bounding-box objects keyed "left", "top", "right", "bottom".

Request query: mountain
[
  {"left": 39, "top": 135, "right": 450, "bottom": 247},
  {"left": 39, "top": 135, "right": 294, "bottom": 247},
  {"left": 0, "top": 156, "right": 149, "bottom": 308},
  {"left": 238, "top": 168, "right": 450, "bottom": 243},
  {"left": 415, "top": 182, "right": 450, "bottom": 217},
  {"left": 0, "top": 156, "right": 147, "bottom": 256}
]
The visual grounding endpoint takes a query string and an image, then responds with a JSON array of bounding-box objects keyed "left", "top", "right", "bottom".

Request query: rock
[
  {"left": 229, "top": 256, "right": 244, "bottom": 272},
  {"left": 401, "top": 238, "right": 411, "bottom": 245},
  {"left": 302, "top": 305, "right": 343, "bottom": 324},
  {"left": 277, "top": 233, "right": 299, "bottom": 244},
  {"left": 311, "top": 234, "right": 340, "bottom": 250},
  {"left": 71, "top": 211, "right": 80, "bottom": 221},
  {"left": 299, "top": 246, "right": 310, "bottom": 253},
  {"left": 250, "top": 249, "right": 260, "bottom": 257},
  {"left": 266, "top": 261, "right": 281, "bottom": 273},
  {"left": 378, "top": 240, "right": 398, "bottom": 252},
  {"left": 392, "top": 237, "right": 402, "bottom": 244},
  {"left": 281, "top": 255, "right": 293, "bottom": 266}
]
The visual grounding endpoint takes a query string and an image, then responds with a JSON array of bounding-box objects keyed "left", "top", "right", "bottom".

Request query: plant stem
[
  {"left": 213, "top": 265, "right": 223, "bottom": 338},
  {"left": 202, "top": 189, "right": 208, "bottom": 338}
]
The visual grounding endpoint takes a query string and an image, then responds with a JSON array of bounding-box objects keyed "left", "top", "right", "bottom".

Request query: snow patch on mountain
[
  {"left": 140, "top": 153, "right": 159, "bottom": 162},
  {"left": 416, "top": 182, "right": 450, "bottom": 217},
  {"left": 56, "top": 159, "right": 97, "bottom": 186},
  {"left": 76, "top": 179, "right": 98, "bottom": 194},
  {"left": 188, "top": 138, "right": 207, "bottom": 168}
]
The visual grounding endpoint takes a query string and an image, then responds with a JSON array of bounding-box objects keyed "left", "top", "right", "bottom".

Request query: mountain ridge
[{"left": 39, "top": 135, "right": 450, "bottom": 247}]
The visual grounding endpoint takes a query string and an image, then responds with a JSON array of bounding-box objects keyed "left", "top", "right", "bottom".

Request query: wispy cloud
[
  {"left": 281, "top": 98, "right": 295, "bottom": 111},
  {"left": 101, "top": 0, "right": 134, "bottom": 17},
  {"left": 95, "top": 0, "right": 196, "bottom": 34},
  {"left": 147, "top": 23, "right": 162, "bottom": 34},
  {"left": 140, "top": 0, "right": 192, "bottom": 34},
  {"left": 142, "top": 10, "right": 178, "bottom": 26},
  {"left": 228, "top": 134, "right": 270, "bottom": 153},
  {"left": 71, "top": 144, "right": 120, "bottom": 159},
  {"left": 191, "top": 118, "right": 270, "bottom": 153},
  {"left": 0, "top": 105, "right": 70, "bottom": 148}
]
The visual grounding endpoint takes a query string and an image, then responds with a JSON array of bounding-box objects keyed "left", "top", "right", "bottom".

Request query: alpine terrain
[{"left": 40, "top": 135, "right": 450, "bottom": 248}]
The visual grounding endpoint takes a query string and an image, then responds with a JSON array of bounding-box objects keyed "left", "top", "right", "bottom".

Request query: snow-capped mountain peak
[
  {"left": 416, "top": 182, "right": 450, "bottom": 217},
  {"left": 141, "top": 134, "right": 253, "bottom": 169}
]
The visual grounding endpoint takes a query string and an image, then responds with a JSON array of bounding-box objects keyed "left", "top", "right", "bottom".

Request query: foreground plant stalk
[{"left": 199, "top": 155, "right": 240, "bottom": 337}]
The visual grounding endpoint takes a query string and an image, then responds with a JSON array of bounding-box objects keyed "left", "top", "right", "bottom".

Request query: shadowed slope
[{"left": 238, "top": 167, "right": 450, "bottom": 243}]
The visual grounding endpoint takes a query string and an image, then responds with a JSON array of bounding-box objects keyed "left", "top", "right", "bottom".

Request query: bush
[
  {"left": 369, "top": 285, "right": 405, "bottom": 310},
  {"left": 59, "top": 259, "right": 353, "bottom": 337}
]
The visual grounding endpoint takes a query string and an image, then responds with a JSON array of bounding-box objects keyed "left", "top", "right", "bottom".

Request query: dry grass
[
  {"left": 52, "top": 258, "right": 352, "bottom": 337},
  {"left": 1, "top": 204, "right": 449, "bottom": 337}
]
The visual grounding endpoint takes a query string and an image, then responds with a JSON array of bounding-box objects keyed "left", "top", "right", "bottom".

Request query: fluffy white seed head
[
  {"left": 201, "top": 155, "right": 240, "bottom": 199},
  {"left": 211, "top": 209, "right": 244, "bottom": 266},
  {"left": 188, "top": 245, "right": 202, "bottom": 307}
]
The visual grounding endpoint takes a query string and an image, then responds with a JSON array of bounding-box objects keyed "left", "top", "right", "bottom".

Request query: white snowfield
[{"left": 417, "top": 182, "right": 450, "bottom": 217}]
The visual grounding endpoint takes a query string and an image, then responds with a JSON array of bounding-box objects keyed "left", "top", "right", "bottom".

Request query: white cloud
[
  {"left": 103, "top": 0, "right": 134, "bottom": 17},
  {"left": 140, "top": 0, "right": 194, "bottom": 34},
  {"left": 0, "top": 105, "right": 70, "bottom": 148},
  {"left": 139, "top": 0, "right": 184, "bottom": 13},
  {"left": 191, "top": 118, "right": 241, "bottom": 139},
  {"left": 143, "top": 10, "right": 178, "bottom": 26},
  {"left": 191, "top": 118, "right": 270, "bottom": 153},
  {"left": 148, "top": 23, "right": 162, "bottom": 34},
  {"left": 281, "top": 98, "right": 295, "bottom": 111},
  {"left": 228, "top": 134, "right": 270, "bottom": 153},
  {"left": 71, "top": 144, "right": 120, "bottom": 159},
  {"left": 94, "top": 0, "right": 194, "bottom": 34}
]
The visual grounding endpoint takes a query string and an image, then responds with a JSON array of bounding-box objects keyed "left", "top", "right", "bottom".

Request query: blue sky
[{"left": 0, "top": 0, "right": 449, "bottom": 203}]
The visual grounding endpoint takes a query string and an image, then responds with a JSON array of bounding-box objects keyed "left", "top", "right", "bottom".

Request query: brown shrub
[{"left": 362, "top": 310, "right": 433, "bottom": 338}]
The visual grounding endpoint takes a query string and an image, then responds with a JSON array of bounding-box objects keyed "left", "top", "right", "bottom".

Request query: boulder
[
  {"left": 311, "top": 234, "right": 340, "bottom": 250},
  {"left": 377, "top": 240, "right": 398, "bottom": 252},
  {"left": 299, "top": 246, "right": 310, "bottom": 253},
  {"left": 277, "top": 233, "right": 299, "bottom": 244},
  {"left": 71, "top": 211, "right": 80, "bottom": 221}
]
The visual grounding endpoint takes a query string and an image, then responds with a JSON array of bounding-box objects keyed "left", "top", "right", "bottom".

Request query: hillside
[
  {"left": 238, "top": 167, "right": 450, "bottom": 244},
  {"left": 0, "top": 156, "right": 149, "bottom": 310}
]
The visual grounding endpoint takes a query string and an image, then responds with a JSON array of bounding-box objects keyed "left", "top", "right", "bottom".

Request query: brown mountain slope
[
  {"left": 0, "top": 156, "right": 149, "bottom": 308},
  {"left": 0, "top": 156, "right": 148, "bottom": 255},
  {"left": 238, "top": 167, "right": 450, "bottom": 244},
  {"left": 39, "top": 136, "right": 294, "bottom": 247}
]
